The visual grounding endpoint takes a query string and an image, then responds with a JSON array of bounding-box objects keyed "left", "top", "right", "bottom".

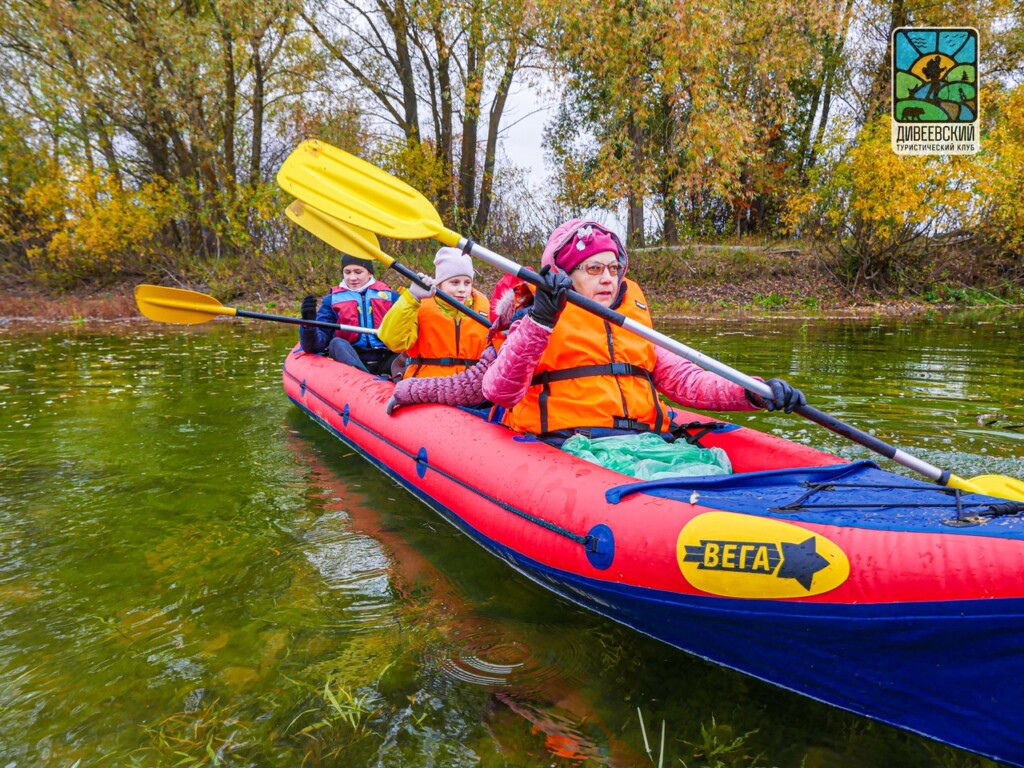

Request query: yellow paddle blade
[
  {"left": 950, "top": 473, "right": 1024, "bottom": 502},
  {"left": 277, "top": 139, "right": 460, "bottom": 246},
  {"left": 134, "top": 285, "right": 235, "bottom": 324},
  {"left": 286, "top": 200, "right": 395, "bottom": 268}
]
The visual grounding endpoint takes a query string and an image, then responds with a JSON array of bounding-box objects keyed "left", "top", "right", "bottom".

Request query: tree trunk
[
  {"left": 662, "top": 186, "right": 680, "bottom": 246},
  {"left": 220, "top": 19, "right": 237, "bottom": 197},
  {"left": 432, "top": 16, "right": 454, "bottom": 219},
  {"left": 627, "top": 191, "right": 645, "bottom": 247},
  {"left": 626, "top": 116, "right": 645, "bottom": 246},
  {"left": 806, "top": 0, "right": 855, "bottom": 173},
  {"left": 386, "top": 0, "right": 420, "bottom": 139},
  {"left": 250, "top": 36, "right": 265, "bottom": 185},
  {"left": 474, "top": 40, "right": 518, "bottom": 236},
  {"left": 458, "top": 4, "right": 484, "bottom": 234},
  {"left": 863, "top": 0, "right": 906, "bottom": 123}
]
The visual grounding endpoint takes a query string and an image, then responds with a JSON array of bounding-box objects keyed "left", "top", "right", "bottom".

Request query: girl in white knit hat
[{"left": 377, "top": 247, "right": 491, "bottom": 379}]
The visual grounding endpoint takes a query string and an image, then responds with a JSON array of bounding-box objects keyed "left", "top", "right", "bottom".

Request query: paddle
[
  {"left": 134, "top": 284, "right": 378, "bottom": 335},
  {"left": 286, "top": 199, "right": 491, "bottom": 329},
  {"left": 277, "top": 139, "right": 1024, "bottom": 502}
]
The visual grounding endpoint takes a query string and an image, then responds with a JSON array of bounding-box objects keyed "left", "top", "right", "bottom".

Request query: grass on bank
[{"left": 2, "top": 232, "right": 1024, "bottom": 322}]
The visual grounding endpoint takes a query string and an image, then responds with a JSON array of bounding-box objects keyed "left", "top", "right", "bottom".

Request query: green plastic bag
[{"left": 561, "top": 432, "right": 732, "bottom": 480}]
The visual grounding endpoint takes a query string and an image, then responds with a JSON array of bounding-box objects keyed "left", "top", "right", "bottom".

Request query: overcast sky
[
  {"left": 499, "top": 84, "right": 555, "bottom": 188},
  {"left": 496, "top": 82, "right": 626, "bottom": 234}
]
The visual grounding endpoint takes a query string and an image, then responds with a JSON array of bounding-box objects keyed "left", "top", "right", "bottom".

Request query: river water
[{"left": 1, "top": 313, "right": 1022, "bottom": 767}]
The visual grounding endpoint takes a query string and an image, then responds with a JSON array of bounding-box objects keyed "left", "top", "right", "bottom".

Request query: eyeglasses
[{"left": 575, "top": 261, "right": 623, "bottom": 277}]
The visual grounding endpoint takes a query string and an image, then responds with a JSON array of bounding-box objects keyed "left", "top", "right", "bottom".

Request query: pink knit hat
[
  {"left": 542, "top": 220, "right": 624, "bottom": 274},
  {"left": 433, "top": 247, "right": 474, "bottom": 284}
]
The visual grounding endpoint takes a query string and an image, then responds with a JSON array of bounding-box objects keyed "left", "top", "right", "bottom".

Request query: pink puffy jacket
[
  {"left": 391, "top": 216, "right": 760, "bottom": 418},
  {"left": 388, "top": 278, "right": 523, "bottom": 411},
  {"left": 391, "top": 345, "right": 496, "bottom": 408},
  {"left": 481, "top": 314, "right": 758, "bottom": 413}
]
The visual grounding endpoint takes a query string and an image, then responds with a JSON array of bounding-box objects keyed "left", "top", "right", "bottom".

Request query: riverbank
[
  {"left": 0, "top": 283, "right": 907, "bottom": 324},
  {"left": 0, "top": 283, "right": 1007, "bottom": 325},
  {"left": 2, "top": 244, "right": 1022, "bottom": 323}
]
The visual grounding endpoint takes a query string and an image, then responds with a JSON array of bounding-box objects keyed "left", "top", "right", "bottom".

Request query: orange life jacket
[
  {"left": 503, "top": 279, "right": 671, "bottom": 435},
  {"left": 404, "top": 291, "right": 491, "bottom": 379}
]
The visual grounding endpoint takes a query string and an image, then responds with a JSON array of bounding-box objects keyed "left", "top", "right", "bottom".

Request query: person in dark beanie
[{"left": 298, "top": 253, "right": 400, "bottom": 376}]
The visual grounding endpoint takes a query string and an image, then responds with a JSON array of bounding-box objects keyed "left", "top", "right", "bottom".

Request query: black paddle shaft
[
  {"left": 388, "top": 261, "right": 491, "bottom": 329},
  {"left": 235, "top": 309, "right": 371, "bottom": 333},
  {"left": 794, "top": 404, "right": 948, "bottom": 484}
]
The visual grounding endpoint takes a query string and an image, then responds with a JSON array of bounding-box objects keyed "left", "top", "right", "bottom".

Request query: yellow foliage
[
  {"left": 784, "top": 115, "right": 979, "bottom": 287},
  {"left": 973, "top": 86, "right": 1024, "bottom": 252},
  {"left": 373, "top": 138, "right": 452, "bottom": 210},
  {"left": 187, "top": 178, "right": 285, "bottom": 253},
  {"left": 21, "top": 165, "right": 179, "bottom": 288},
  {"left": 0, "top": 111, "right": 45, "bottom": 244},
  {"left": 787, "top": 115, "right": 976, "bottom": 242}
]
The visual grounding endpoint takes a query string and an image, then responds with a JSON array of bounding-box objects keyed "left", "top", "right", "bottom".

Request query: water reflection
[
  {"left": 1, "top": 317, "right": 1020, "bottom": 767},
  {"left": 287, "top": 432, "right": 642, "bottom": 765}
]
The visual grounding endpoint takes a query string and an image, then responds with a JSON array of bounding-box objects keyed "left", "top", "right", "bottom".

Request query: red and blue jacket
[{"left": 299, "top": 279, "right": 399, "bottom": 354}]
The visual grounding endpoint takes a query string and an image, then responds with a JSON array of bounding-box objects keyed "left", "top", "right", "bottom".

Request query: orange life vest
[
  {"left": 503, "top": 279, "right": 671, "bottom": 435},
  {"left": 404, "top": 291, "right": 491, "bottom": 379}
]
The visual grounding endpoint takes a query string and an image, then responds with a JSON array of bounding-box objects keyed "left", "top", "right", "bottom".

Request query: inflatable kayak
[{"left": 284, "top": 346, "right": 1024, "bottom": 767}]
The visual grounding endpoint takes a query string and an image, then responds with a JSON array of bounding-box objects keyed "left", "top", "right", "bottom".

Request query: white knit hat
[{"left": 433, "top": 247, "right": 474, "bottom": 284}]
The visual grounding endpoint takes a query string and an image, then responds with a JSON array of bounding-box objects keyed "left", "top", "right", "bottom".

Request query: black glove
[
  {"left": 301, "top": 294, "right": 318, "bottom": 321},
  {"left": 764, "top": 377, "right": 807, "bottom": 413},
  {"left": 528, "top": 265, "right": 573, "bottom": 328}
]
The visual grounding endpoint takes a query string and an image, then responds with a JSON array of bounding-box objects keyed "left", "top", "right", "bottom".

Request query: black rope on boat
[
  {"left": 782, "top": 480, "right": 1024, "bottom": 518},
  {"left": 669, "top": 420, "right": 730, "bottom": 447},
  {"left": 773, "top": 501, "right": 990, "bottom": 511},
  {"left": 772, "top": 499, "right": 1024, "bottom": 516},
  {"left": 802, "top": 481, "right": 961, "bottom": 493},
  {"left": 784, "top": 484, "right": 835, "bottom": 509},
  {"left": 493, "top": 502, "right": 594, "bottom": 549},
  {"left": 981, "top": 502, "right": 1024, "bottom": 517}
]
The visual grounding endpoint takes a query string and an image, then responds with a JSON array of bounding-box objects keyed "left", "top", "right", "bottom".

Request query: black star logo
[{"left": 778, "top": 537, "right": 830, "bottom": 591}]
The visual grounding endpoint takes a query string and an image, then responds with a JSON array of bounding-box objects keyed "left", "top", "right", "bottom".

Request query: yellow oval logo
[{"left": 676, "top": 512, "right": 849, "bottom": 599}]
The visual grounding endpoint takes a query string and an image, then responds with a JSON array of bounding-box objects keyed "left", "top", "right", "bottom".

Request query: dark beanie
[{"left": 341, "top": 253, "right": 375, "bottom": 274}]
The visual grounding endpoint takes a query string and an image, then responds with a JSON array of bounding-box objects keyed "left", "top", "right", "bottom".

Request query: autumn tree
[
  {"left": 789, "top": 0, "right": 855, "bottom": 177},
  {"left": 300, "top": 0, "right": 541, "bottom": 237},
  {"left": 539, "top": 1, "right": 663, "bottom": 245},
  {"left": 785, "top": 114, "right": 980, "bottom": 291},
  {"left": 0, "top": 0, "right": 330, "bottom": 285},
  {"left": 0, "top": 101, "right": 49, "bottom": 278},
  {"left": 539, "top": 0, "right": 835, "bottom": 244},
  {"left": 848, "top": 0, "right": 1017, "bottom": 125},
  {"left": 974, "top": 85, "right": 1024, "bottom": 273}
]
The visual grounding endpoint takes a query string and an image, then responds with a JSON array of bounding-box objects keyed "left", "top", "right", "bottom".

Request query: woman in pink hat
[
  {"left": 378, "top": 247, "right": 491, "bottom": 379},
  {"left": 480, "top": 219, "right": 805, "bottom": 445}
]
